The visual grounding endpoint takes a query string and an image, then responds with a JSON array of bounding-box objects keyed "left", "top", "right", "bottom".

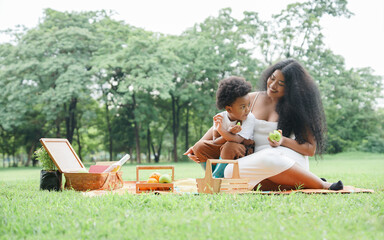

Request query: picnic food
[
  {"left": 149, "top": 172, "right": 161, "bottom": 182},
  {"left": 159, "top": 174, "right": 172, "bottom": 183},
  {"left": 269, "top": 130, "right": 282, "bottom": 142},
  {"left": 145, "top": 172, "right": 172, "bottom": 184},
  {"left": 147, "top": 178, "right": 159, "bottom": 183}
]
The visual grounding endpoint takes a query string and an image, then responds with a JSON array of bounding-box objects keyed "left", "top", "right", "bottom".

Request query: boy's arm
[
  {"left": 214, "top": 114, "right": 245, "bottom": 143},
  {"left": 213, "top": 129, "right": 221, "bottom": 139},
  {"left": 218, "top": 128, "right": 245, "bottom": 143},
  {"left": 213, "top": 136, "right": 227, "bottom": 145},
  {"left": 213, "top": 128, "right": 227, "bottom": 145}
]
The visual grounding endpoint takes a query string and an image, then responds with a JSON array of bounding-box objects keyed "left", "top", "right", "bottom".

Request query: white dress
[{"left": 223, "top": 94, "right": 309, "bottom": 190}]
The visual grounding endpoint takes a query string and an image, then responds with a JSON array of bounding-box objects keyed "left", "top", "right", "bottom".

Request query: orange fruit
[
  {"left": 149, "top": 172, "right": 161, "bottom": 181},
  {"left": 147, "top": 178, "right": 158, "bottom": 183}
]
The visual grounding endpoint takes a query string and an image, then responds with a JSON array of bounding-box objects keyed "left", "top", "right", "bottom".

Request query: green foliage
[
  {"left": 34, "top": 147, "right": 56, "bottom": 171},
  {"left": 359, "top": 134, "right": 384, "bottom": 153},
  {"left": 0, "top": 0, "right": 383, "bottom": 162}
]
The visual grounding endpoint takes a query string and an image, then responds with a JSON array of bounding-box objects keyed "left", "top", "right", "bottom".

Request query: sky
[{"left": 0, "top": 0, "right": 383, "bottom": 77}]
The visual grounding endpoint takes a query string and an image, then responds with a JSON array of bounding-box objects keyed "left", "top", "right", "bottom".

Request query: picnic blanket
[{"left": 82, "top": 178, "right": 374, "bottom": 197}]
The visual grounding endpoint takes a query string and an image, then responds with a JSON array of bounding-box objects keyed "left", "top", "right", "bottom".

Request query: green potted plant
[{"left": 34, "top": 146, "right": 62, "bottom": 191}]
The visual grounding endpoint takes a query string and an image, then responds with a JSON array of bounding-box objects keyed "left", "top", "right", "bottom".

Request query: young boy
[{"left": 191, "top": 76, "right": 255, "bottom": 176}]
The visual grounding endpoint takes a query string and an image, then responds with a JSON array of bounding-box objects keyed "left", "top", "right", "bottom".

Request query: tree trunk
[
  {"left": 65, "top": 98, "right": 77, "bottom": 143},
  {"left": 132, "top": 94, "right": 141, "bottom": 164},
  {"left": 171, "top": 94, "right": 179, "bottom": 162},
  {"left": 151, "top": 141, "right": 162, "bottom": 163},
  {"left": 147, "top": 127, "right": 151, "bottom": 163},
  {"left": 185, "top": 104, "right": 190, "bottom": 151},
  {"left": 25, "top": 142, "right": 36, "bottom": 167},
  {"left": 105, "top": 102, "right": 113, "bottom": 161},
  {"left": 129, "top": 147, "right": 133, "bottom": 164},
  {"left": 11, "top": 136, "right": 17, "bottom": 167},
  {"left": 76, "top": 125, "right": 82, "bottom": 161}
]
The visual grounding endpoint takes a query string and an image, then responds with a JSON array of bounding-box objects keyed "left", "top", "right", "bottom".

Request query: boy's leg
[
  {"left": 220, "top": 142, "right": 247, "bottom": 160},
  {"left": 212, "top": 159, "right": 227, "bottom": 178},
  {"left": 192, "top": 140, "right": 221, "bottom": 170},
  {"left": 213, "top": 142, "right": 249, "bottom": 178}
]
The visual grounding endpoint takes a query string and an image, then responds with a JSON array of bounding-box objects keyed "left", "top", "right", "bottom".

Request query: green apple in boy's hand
[
  {"left": 159, "top": 174, "right": 172, "bottom": 183},
  {"left": 236, "top": 122, "right": 241, "bottom": 126},
  {"left": 269, "top": 130, "right": 282, "bottom": 142}
]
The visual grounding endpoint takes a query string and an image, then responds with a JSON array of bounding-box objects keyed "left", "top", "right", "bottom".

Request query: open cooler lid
[{"left": 40, "top": 138, "right": 86, "bottom": 173}]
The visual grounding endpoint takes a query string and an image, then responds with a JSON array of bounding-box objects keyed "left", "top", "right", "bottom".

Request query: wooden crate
[
  {"left": 196, "top": 159, "right": 249, "bottom": 194},
  {"left": 135, "top": 165, "right": 174, "bottom": 193}
]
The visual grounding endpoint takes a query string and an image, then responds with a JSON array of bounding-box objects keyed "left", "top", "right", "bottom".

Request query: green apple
[
  {"left": 269, "top": 130, "right": 282, "bottom": 142},
  {"left": 159, "top": 174, "right": 172, "bottom": 183},
  {"left": 236, "top": 122, "right": 241, "bottom": 126}
]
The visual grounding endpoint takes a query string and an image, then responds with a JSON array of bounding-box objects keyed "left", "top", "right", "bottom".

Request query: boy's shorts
[{"left": 192, "top": 140, "right": 254, "bottom": 162}]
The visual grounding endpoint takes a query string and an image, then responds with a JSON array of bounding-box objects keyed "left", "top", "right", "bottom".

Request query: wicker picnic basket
[
  {"left": 39, "top": 138, "right": 125, "bottom": 192},
  {"left": 64, "top": 172, "right": 124, "bottom": 191}
]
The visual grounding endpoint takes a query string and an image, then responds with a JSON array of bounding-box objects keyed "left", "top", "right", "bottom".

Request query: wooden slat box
[
  {"left": 196, "top": 159, "right": 249, "bottom": 194},
  {"left": 135, "top": 165, "right": 174, "bottom": 193}
]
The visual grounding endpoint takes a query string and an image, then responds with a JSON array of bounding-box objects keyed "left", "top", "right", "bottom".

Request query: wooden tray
[{"left": 135, "top": 166, "right": 174, "bottom": 193}]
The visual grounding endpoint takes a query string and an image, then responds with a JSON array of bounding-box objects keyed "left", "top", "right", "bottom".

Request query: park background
[
  {"left": 0, "top": 0, "right": 383, "bottom": 166},
  {"left": 1, "top": 1, "right": 384, "bottom": 239}
]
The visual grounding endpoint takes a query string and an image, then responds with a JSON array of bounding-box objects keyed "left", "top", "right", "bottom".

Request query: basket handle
[
  {"left": 99, "top": 172, "right": 124, "bottom": 190},
  {"left": 99, "top": 173, "right": 111, "bottom": 190},
  {"left": 206, "top": 159, "right": 240, "bottom": 179},
  {"left": 136, "top": 166, "right": 175, "bottom": 181}
]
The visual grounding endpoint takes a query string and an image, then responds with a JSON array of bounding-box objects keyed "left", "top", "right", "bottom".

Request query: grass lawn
[{"left": 0, "top": 152, "right": 383, "bottom": 239}]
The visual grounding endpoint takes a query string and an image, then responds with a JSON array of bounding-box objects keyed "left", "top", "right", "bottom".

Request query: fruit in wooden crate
[
  {"left": 159, "top": 174, "right": 172, "bottom": 183},
  {"left": 149, "top": 172, "right": 161, "bottom": 181},
  {"left": 147, "top": 178, "right": 159, "bottom": 183}
]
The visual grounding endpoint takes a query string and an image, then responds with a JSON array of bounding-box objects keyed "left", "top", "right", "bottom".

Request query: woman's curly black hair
[
  {"left": 216, "top": 76, "right": 252, "bottom": 109},
  {"left": 260, "top": 59, "right": 327, "bottom": 154}
]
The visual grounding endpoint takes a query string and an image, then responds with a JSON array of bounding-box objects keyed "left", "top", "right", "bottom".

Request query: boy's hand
[
  {"left": 183, "top": 147, "right": 200, "bottom": 163},
  {"left": 229, "top": 125, "right": 242, "bottom": 134},
  {"left": 213, "top": 114, "right": 224, "bottom": 131}
]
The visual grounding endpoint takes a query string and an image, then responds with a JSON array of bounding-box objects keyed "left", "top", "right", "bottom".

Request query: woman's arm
[
  {"left": 281, "top": 137, "right": 316, "bottom": 156},
  {"left": 200, "top": 126, "right": 214, "bottom": 141},
  {"left": 269, "top": 130, "right": 316, "bottom": 156}
]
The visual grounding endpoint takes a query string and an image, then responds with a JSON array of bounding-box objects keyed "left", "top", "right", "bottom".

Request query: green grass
[{"left": 1, "top": 152, "right": 383, "bottom": 239}]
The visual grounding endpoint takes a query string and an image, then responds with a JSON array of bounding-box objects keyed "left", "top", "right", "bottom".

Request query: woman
[{"left": 184, "top": 59, "right": 343, "bottom": 191}]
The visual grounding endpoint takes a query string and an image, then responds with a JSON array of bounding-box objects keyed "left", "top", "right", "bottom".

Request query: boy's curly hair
[{"left": 216, "top": 76, "right": 252, "bottom": 110}]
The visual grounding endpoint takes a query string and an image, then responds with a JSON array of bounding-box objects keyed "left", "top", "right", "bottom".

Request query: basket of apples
[{"left": 135, "top": 165, "right": 174, "bottom": 193}]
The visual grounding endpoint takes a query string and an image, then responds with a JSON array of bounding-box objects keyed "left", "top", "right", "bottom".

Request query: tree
[
  {"left": 114, "top": 31, "right": 176, "bottom": 163},
  {"left": 91, "top": 15, "right": 135, "bottom": 161}
]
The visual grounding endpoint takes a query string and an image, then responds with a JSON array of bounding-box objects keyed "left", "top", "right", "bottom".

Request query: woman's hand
[
  {"left": 268, "top": 129, "right": 283, "bottom": 147},
  {"left": 183, "top": 147, "right": 200, "bottom": 163}
]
